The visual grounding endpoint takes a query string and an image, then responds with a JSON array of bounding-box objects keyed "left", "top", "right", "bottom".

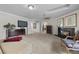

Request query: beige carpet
[
  {"left": 22, "top": 33, "right": 67, "bottom": 54},
  {"left": 1, "top": 33, "right": 67, "bottom": 54},
  {"left": 0, "top": 48, "right": 2, "bottom": 54}
]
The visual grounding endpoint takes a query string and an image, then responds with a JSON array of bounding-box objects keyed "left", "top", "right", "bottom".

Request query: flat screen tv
[{"left": 18, "top": 20, "right": 27, "bottom": 27}]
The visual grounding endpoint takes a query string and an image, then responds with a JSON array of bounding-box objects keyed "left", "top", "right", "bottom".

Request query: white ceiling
[{"left": 0, "top": 4, "right": 79, "bottom": 20}]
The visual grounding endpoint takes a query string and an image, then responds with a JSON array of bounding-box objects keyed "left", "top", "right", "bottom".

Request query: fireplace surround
[{"left": 58, "top": 27, "right": 75, "bottom": 38}]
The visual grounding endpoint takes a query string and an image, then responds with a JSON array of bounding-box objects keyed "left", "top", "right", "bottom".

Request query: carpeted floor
[
  {"left": 22, "top": 33, "right": 67, "bottom": 54},
  {"left": 1, "top": 33, "right": 68, "bottom": 54}
]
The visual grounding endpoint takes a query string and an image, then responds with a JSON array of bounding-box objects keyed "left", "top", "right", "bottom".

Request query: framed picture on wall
[
  {"left": 57, "top": 18, "right": 64, "bottom": 27},
  {"left": 64, "top": 14, "right": 77, "bottom": 27}
]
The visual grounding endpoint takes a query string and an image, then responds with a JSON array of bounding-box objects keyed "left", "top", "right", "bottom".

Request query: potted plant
[{"left": 3, "top": 23, "right": 16, "bottom": 38}]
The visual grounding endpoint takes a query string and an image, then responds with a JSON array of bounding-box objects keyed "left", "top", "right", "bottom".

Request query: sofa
[{"left": 62, "top": 36, "right": 79, "bottom": 52}]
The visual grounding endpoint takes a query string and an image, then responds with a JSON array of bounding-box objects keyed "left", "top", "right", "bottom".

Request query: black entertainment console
[{"left": 8, "top": 29, "right": 25, "bottom": 37}]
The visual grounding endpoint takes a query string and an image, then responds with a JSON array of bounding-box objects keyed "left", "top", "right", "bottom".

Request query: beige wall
[
  {"left": 28, "top": 21, "right": 41, "bottom": 34},
  {"left": 0, "top": 11, "right": 29, "bottom": 35},
  {"left": 42, "top": 19, "right": 57, "bottom": 35},
  {"left": 45, "top": 9, "right": 79, "bottom": 35},
  {"left": 57, "top": 10, "right": 79, "bottom": 33},
  {"left": 0, "top": 11, "right": 42, "bottom": 39},
  {"left": 47, "top": 19, "right": 57, "bottom": 35},
  {"left": 0, "top": 11, "right": 29, "bottom": 39}
]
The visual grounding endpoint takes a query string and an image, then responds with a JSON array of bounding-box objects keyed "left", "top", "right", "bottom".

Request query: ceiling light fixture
[{"left": 28, "top": 5, "right": 35, "bottom": 10}]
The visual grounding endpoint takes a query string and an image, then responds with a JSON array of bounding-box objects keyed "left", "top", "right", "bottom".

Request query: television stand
[{"left": 8, "top": 28, "right": 25, "bottom": 37}]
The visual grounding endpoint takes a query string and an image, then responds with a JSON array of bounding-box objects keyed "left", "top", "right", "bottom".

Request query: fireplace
[{"left": 58, "top": 27, "right": 75, "bottom": 38}]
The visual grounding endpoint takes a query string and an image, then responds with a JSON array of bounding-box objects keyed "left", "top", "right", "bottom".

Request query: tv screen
[{"left": 18, "top": 20, "right": 27, "bottom": 27}]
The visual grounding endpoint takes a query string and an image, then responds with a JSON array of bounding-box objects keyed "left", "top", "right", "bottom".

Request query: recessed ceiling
[{"left": 0, "top": 4, "right": 79, "bottom": 20}]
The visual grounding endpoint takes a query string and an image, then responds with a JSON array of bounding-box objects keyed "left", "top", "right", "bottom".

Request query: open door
[{"left": 46, "top": 25, "right": 52, "bottom": 34}]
